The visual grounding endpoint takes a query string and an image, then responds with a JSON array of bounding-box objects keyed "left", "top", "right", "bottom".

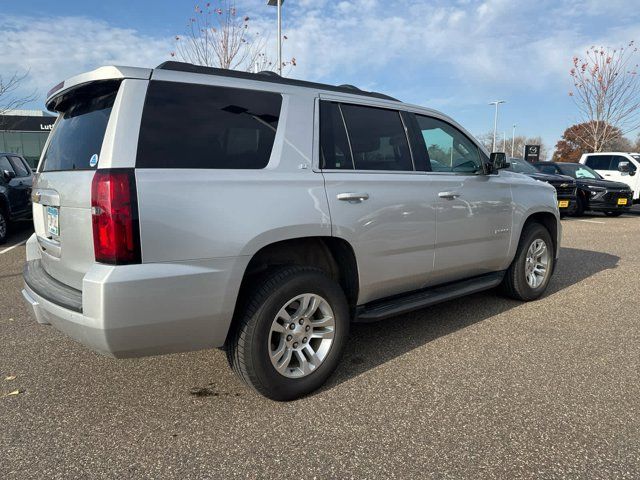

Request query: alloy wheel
[{"left": 268, "top": 293, "right": 335, "bottom": 378}]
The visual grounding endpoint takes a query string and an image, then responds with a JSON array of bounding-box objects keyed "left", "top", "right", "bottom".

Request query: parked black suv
[
  {"left": 534, "top": 162, "right": 632, "bottom": 217},
  {"left": 0, "top": 153, "right": 33, "bottom": 243},
  {"left": 506, "top": 158, "right": 577, "bottom": 216}
]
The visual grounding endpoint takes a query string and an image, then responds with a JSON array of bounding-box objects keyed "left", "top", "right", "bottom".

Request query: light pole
[
  {"left": 267, "top": 0, "right": 284, "bottom": 76},
  {"left": 489, "top": 100, "right": 505, "bottom": 152},
  {"left": 511, "top": 124, "right": 516, "bottom": 158}
]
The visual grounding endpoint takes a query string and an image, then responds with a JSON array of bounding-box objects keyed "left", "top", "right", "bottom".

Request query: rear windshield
[
  {"left": 41, "top": 82, "right": 119, "bottom": 172},
  {"left": 136, "top": 81, "right": 282, "bottom": 169}
]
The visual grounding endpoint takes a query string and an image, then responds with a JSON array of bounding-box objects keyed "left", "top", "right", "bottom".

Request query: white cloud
[
  {"left": 1, "top": 0, "right": 639, "bottom": 117},
  {"left": 0, "top": 15, "right": 172, "bottom": 103}
]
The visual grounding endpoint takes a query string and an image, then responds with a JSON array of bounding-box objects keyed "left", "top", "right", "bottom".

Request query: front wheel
[
  {"left": 573, "top": 194, "right": 586, "bottom": 216},
  {"left": 226, "top": 266, "right": 350, "bottom": 401},
  {"left": 501, "top": 222, "right": 555, "bottom": 301}
]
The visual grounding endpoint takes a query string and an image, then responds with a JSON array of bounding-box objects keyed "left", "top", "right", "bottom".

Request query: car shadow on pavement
[{"left": 322, "top": 247, "right": 620, "bottom": 393}]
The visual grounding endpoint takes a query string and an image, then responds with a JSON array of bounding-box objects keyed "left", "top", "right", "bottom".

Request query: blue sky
[{"left": 2, "top": 0, "right": 639, "bottom": 153}]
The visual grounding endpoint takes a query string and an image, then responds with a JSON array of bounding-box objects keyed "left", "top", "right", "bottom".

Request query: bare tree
[
  {"left": 476, "top": 132, "right": 548, "bottom": 160},
  {"left": 172, "top": 2, "right": 296, "bottom": 74},
  {"left": 0, "top": 71, "right": 37, "bottom": 116},
  {"left": 569, "top": 41, "right": 640, "bottom": 151}
]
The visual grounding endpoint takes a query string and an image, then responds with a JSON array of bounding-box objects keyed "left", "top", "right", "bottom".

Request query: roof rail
[{"left": 155, "top": 61, "right": 399, "bottom": 102}]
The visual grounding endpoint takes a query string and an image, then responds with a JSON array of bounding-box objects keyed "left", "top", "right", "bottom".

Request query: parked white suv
[
  {"left": 579, "top": 152, "right": 640, "bottom": 202},
  {"left": 23, "top": 63, "right": 561, "bottom": 400}
]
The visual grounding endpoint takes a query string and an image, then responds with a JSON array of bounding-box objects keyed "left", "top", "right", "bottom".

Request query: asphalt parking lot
[{"left": 1, "top": 211, "right": 639, "bottom": 479}]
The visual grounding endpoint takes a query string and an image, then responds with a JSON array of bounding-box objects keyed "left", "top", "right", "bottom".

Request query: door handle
[
  {"left": 438, "top": 191, "right": 461, "bottom": 199},
  {"left": 337, "top": 192, "right": 369, "bottom": 202}
]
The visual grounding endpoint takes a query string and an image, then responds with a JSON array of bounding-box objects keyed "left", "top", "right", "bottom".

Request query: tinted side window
[
  {"left": 9, "top": 156, "right": 30, "bottom": 177},
  {"left": 340, "top": 104, "right": 413, "bottom": 171},
  {"left": 415, "top": 115, "right": 482, "bottom": 173},
  {"left": 537, "top": 164, "right": 559, "bottom": 175},
  {"left": 137, "top": 82, "right": 282, "bottom": 169},
  {"left": 0, "top": 156, "right": 15, "bottom": 175},
  {"left": 585, "top": 155, "right": 611, "bottom": 170},
  {"left": 611, "top": 155, "right": 637, "bottom": 172},
  {"left": 319, "top": 102, "right": 353, "bottom": 170}
]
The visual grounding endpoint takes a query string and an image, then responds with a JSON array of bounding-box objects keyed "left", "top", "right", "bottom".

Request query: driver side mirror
[
  {"left": 2, "top": 169, "right": 16, "bottom": 181},
  {"left": 489, "top": 152, "right": 509, "bottom": 172},
  {"left": 618, "top": 161, "right": 630, "bottom": 173}
]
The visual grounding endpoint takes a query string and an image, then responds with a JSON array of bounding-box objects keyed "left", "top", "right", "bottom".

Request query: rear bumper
[{"left": 22, "top": 252, "right": 248, "bottom": 358}]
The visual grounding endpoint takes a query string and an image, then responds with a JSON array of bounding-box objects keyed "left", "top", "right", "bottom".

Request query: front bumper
[
  {"left": 557, "top": 196, "right": 577, "bottom": 215},
  {"left": 22, "top": 246, "right": 248, "bottom": 358},
  {"left": 587, "top": 191, "right": 633, "bottom": 212}
]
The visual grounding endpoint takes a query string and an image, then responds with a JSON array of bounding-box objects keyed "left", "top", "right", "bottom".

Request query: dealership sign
[
  {"left": 524, "top": 145, "right": 541, "bottom": 163},
  {"left": 0, "top": 114, "right": 56, "bottom": 132}
]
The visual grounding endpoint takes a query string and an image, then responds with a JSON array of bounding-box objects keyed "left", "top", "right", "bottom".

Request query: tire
[
  {"left": 501, "top": 222, "right": 555, "bottom": 301},
  {"left": 573, "top": 194, "right": 586, "bottom": 216},
  {"left": 604, "top": 211, "right": 623, "bottom": 217},
  {"left": 0, "top": 209, "right": 8, "bottom": 244},
  {"left": 226, "top": 266, "right": 350, "bottom": 401}
]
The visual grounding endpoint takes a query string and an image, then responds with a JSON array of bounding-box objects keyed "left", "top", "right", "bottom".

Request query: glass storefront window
[{"left": 0, "top": 131, "right": 51, "bottom": 168}]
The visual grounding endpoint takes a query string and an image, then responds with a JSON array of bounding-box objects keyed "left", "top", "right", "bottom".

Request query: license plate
[
  {"left": 617, "top": 198, "right": 628, "bottom": 206},
  {"left": 46, "top": 206, "right": 59, "bottom": 236},
  {"left": 558, "top": 200, "right": 569, "bottom": 208}
]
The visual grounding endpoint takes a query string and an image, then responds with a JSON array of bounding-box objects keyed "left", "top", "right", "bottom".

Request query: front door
[{"left": 412, "top": 114, "right": 513, "bottom": 284}]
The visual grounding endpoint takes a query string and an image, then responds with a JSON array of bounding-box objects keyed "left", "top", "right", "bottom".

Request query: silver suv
[{"left": 23, "top": 63, "right": 561, "bottom": 400}]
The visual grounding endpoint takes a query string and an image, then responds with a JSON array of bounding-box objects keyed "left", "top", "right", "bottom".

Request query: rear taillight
[{"left": 91, "top": 169, "right": 141, "bottom": 265}]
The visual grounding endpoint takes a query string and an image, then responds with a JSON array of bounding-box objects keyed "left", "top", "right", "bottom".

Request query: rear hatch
[{"left": 33, "top": 81, "right": 121, "bottom": 290}]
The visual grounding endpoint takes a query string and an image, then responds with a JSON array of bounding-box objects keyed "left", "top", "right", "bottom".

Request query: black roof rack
[{"left": 155, "top": 61, "right": 399, "bottom": 102}]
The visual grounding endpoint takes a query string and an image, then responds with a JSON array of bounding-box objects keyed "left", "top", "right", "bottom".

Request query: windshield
[
  {"left": 557, "top": 163, "right": 602, "bottom": 180},
  {"left": 507, "top": 158, "right": 538, "bottom": 174}
]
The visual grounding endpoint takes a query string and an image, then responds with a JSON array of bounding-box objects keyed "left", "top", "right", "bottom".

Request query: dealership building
[{"left": 0, "top": 109, "right": 56, "bottom": 168}]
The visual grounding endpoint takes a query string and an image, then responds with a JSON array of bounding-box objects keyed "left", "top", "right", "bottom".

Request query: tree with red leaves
[
  {"left": 553, "top": 122, "right": 626, "bottom": 162},
  {"left": 569, "top": 42, "right": 640, "bottom": 152}
]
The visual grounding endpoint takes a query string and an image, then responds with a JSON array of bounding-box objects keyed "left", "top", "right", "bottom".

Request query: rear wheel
[
  {"left": 604, "top": 211, "right": 623, "bottom": 217},
  {"left": 226, "top": 266, "right": 350, "bottom": 401},
  {"left": 0, "top": 209, "right": 8, "bottom": 244},
  {"left": 501, "top": 222, "right": 554, "bottom": 301}
]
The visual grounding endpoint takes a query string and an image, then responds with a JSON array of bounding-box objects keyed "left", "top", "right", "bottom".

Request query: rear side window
[
  {"left": 340, "top": 104, "right": 413, "bottom": 171},
  {"left": 41, "top": 82, "right": 118, "bottom": 172},
  {"left": 136, "top": 82, "right": 282, "bottom": 169},
  {"left": 9, "top": 156, "right": 30, "bottom": 177},
  {"left": 585, "top": 155, "right": 611, "bottom": 170},
  {"left": 319, "top": 102, "right": 353, "bottom": 169}
]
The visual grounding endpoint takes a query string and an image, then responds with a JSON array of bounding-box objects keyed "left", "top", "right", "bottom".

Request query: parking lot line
[
  {"left": 0, "top": 239, "right": 27, "bottom": 255},
  {"left": 578, "top": 219, "right": 606, "bottom": 224}
]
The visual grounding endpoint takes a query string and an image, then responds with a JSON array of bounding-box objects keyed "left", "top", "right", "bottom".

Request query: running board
[{"left": 355, "top": 271, "right": 505, "bottom": 322}]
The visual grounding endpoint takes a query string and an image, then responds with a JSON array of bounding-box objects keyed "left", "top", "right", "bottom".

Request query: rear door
[
  {"left": 320, "top": 99, "right": 438, "bottom": 304},
  {"left": 32, "top": 81, "right": 124, "bottom": 290}
]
